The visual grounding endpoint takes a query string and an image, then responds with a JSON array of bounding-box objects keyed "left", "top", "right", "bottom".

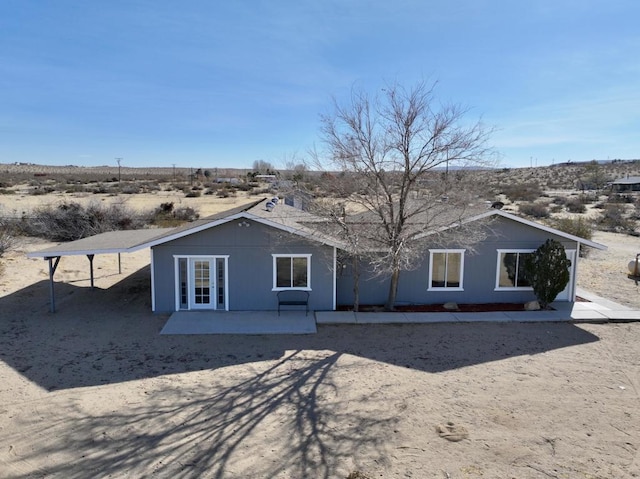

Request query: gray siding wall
[
  {"left": 337, "top": 216, "right": 579, "bottom": 306},
  {"left": 152, "top": 220, "right": 335, "bottom": 312}
]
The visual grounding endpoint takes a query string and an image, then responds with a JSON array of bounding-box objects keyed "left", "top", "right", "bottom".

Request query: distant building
[{"left": 611, "top": 176, "right": 640, "bottom": 192}]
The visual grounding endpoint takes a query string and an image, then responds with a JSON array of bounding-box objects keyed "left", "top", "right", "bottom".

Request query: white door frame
[
  {"left": 174, "top": 255, "right": 229, "bottom": 311},
  {"left": 556, "top": 249, "right": 576, "bottom": 302}
]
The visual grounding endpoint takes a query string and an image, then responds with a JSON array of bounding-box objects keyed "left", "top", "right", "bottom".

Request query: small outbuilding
[{"left": 611, "top": 176, "right": 640, "bottom": 192}]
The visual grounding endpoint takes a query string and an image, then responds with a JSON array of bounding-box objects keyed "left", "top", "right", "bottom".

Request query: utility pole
[{"left": 115, "top": 157, "right": 123, "bottom": 184}]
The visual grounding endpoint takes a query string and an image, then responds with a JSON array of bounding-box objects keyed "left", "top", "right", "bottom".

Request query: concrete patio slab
[
  {"left": 315, "top": 311, "right": 356, "bottom": 324},
  {"left": 601, "top": 310, "right": 640, "bottom": 321},
  {"left": 400, "top": 312, "right": 458, "bottom": 323},
  {"left": 453, "top": 311, "right": 511, "bottom": 322},
  {"left": 159, "top": 289, "right": 638, "bottom": 335},
  {"left": 503, "top": 311, "right": 569, "bottom": 322},
  {"left": 354, "top": 312, "right": 408, "bottom": 323},
  {"left": 161, "top": 311, "right": 317, "bottom": 335},
  {"left": 575, "top": 287, "right": 631, "bottom": 310},
  {"left": 567, "top": 309, "right": 609, "bottom": 321}
]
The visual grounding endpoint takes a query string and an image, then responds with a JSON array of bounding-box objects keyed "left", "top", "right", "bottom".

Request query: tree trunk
[
  {"left": 352, "top": 255, "right": 360, "bottom": 313},
  {"left": 385, "top": 267, "right": 400, "bottom": 311}
]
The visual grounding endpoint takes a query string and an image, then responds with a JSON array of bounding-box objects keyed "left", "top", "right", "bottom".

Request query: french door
[{"left": 176, "top": 256, "right": 229, "bottom": 310}]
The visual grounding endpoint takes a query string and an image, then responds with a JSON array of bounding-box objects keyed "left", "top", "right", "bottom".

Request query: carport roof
[{"left": 26, "top": 228, "right": 174, "bottom": 258}]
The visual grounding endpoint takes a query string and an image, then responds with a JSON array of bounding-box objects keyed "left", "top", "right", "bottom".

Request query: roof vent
[{"left": 265, "top": 201, "right": 275, "bottom": 212}]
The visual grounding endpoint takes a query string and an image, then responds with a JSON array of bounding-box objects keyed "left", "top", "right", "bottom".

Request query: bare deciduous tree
[
  {"left": 0, "top": 219, "right": 14, "bottom": 258},
  {"left": 312, "top": 81, "right": 496, "bottom": 310},
  {"left": 252, "top": 159, "right": 276, "bottom": 175}
]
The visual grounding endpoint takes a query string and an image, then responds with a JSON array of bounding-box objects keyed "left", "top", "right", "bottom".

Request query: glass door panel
[
  {"left": 216, "top": 257, "right": 226, "bottom": 310},
  {"left": 192, "top": 260, "right": 212, "bottom": 307}
]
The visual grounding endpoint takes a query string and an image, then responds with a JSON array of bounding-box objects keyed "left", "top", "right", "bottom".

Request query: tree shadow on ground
[
  {"left": 0, "top": 266, "right": 605, "bottom": 478},
  {"left": 6, "top": 348, "right": 397, "bottom": 479},
  {"left": 0, "top": 265, "right": 600, "bottom": 392}
]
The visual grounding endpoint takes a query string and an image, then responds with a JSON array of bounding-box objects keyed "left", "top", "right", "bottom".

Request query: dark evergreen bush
[{"left": 523, "top": 239, "right": 571, "bottom": 308}]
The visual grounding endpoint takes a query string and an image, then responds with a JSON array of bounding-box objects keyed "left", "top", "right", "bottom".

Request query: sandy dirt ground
[
  {"left": 0, "top": 189, "right": 257, "bottom": 219},
  {"left": 0, "top": 201, "right": 639, "bottom": 478}
]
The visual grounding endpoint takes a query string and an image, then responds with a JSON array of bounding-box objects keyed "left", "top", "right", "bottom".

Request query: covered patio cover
[{"left": 27, "top": 228, "right": 173, "bottom": 312}]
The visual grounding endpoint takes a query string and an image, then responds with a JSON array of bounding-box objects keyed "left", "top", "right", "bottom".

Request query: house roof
[
  {"left": 26, "top": 228, "right": 175, "bottom": 258},
  {"left": 133, "top": 197, "right": 348, "bottom": 250},
  {"left": 135, "top": 198, "right": 606, "bottom": 252},
  {"left": 454, "top": 209, "right": 607, "bottom": 250},
  {"left": 612, "top": 176, "right": 640, "bottom": 185},
  {"left": 311, "top": 200, "right": 606, "bottom": 251},
  {"left": 28, "top": 196, "right": 606, "bottom": 259}
]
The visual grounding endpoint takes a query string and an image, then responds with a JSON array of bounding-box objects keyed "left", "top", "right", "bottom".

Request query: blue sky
[{"left": 1, "top": 1, "right": 638, "bottom": 169}]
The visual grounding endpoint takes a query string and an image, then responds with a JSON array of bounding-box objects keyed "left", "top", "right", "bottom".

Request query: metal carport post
[{"left": 45, "top": 256, "right": 61, "bottom": 313}]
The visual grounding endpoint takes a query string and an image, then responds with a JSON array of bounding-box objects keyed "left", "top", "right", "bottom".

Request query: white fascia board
[{"left": 417, "top": 209, "right": 607, "bottom": 251}]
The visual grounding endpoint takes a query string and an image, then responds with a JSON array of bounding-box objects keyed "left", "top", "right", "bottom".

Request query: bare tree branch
[{"left": 309, "top": 80, "right": 497, "bottom": 310}]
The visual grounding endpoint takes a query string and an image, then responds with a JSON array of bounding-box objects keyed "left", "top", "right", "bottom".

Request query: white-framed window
[
  {"left": 272, "top": 254, "right": 311, "bottom": 290},
  {"left": 428, "top": 249, "right": 465, "bottom": 291},
  {"left": 495, "top": 249, "right": 534, "bottom": 290}
]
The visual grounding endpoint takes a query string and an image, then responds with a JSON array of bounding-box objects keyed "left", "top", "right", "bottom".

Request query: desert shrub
[
  {"left": 553, "top": 217, "right": 593, "bottom": 256},
  {"left": 216, "top": 188, "right": 237, "bottom": 198},
  {"left": 89, "top": 184, "right": 109, "bottom": 194},
  {"left": 185, "top": 190, "right": 201, "bottom": 198},
  {"left": 252, "top": 188, "right": 273, "bottom": 196},
  {"left": 607, "top": 193, "right": 634, "bottom": 204},
  {"left": 565, "top": 198, "right": 586, "bottom": 213},
  {"left": 121, "top": 183, "right": 141, "bottom": 194},
  {"left": 550, "top": 204, "right": 563, "bottom": 213},
  {"left": 519, "top": 202, "right": 549, "bottom": 218},
  {"left": 142, "top": 181, "right": 161, "bottom": 192},
  {"left": 0, "top": 188, "right": 15, "bottom": 195},
  {"left": 0, "top": 220, "right": 14, "bottom": 258},
  {"left": 64, "top": 184, "right": 87, "bottom": 193},
  {"left": 17, "top": 201, "right": 146, "bottom": 241},
  {"left": 346, "top": 472, "right": 371, "bottom": 479},
  {"left": 28, "top": 186, "right": 55, "bottom": 195},
  {"left": 148, "top": 203, "right": 199, "bottom": 227},
  {"left": 554, "top": 217, "right": 593, "bottom": 241},
  {"left": 502, "top": 182, "right": 543, "bottom": 202},
  {"left": 235, "top": 182, "right": 254, "bottom": 192},
  {"left": 598, "top": 204, "right": 635, "bottom": 234},
  {"left": 580, "top": 193, "right": 598, "bottom": 204},
  {"left": 173, "top": 206, "right": 199, "bottom": 222}
]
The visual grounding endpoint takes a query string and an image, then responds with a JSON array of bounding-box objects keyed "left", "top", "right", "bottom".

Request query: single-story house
[
  {"left": 611, "top": 176, "right": 640, "bottom": 192},
  {"left": 28, "top": 198, "right": 606, "bottom": 313},
  {"left": 137, "top": 198, "right": 604, "bottom": 313}
]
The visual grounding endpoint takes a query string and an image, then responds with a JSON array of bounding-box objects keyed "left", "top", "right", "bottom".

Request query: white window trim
[
  {"left": 173, "top": 255, "right": 230, "bottom": 311},
  {"left": 272, "top": 254, "right": 312, "bottom": 291},
  {"left": 494, "top": 249, "right": 535, "bottom": 291},
  {"left": 428, "top": 249, "right": 465, "bottom": 291}
]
